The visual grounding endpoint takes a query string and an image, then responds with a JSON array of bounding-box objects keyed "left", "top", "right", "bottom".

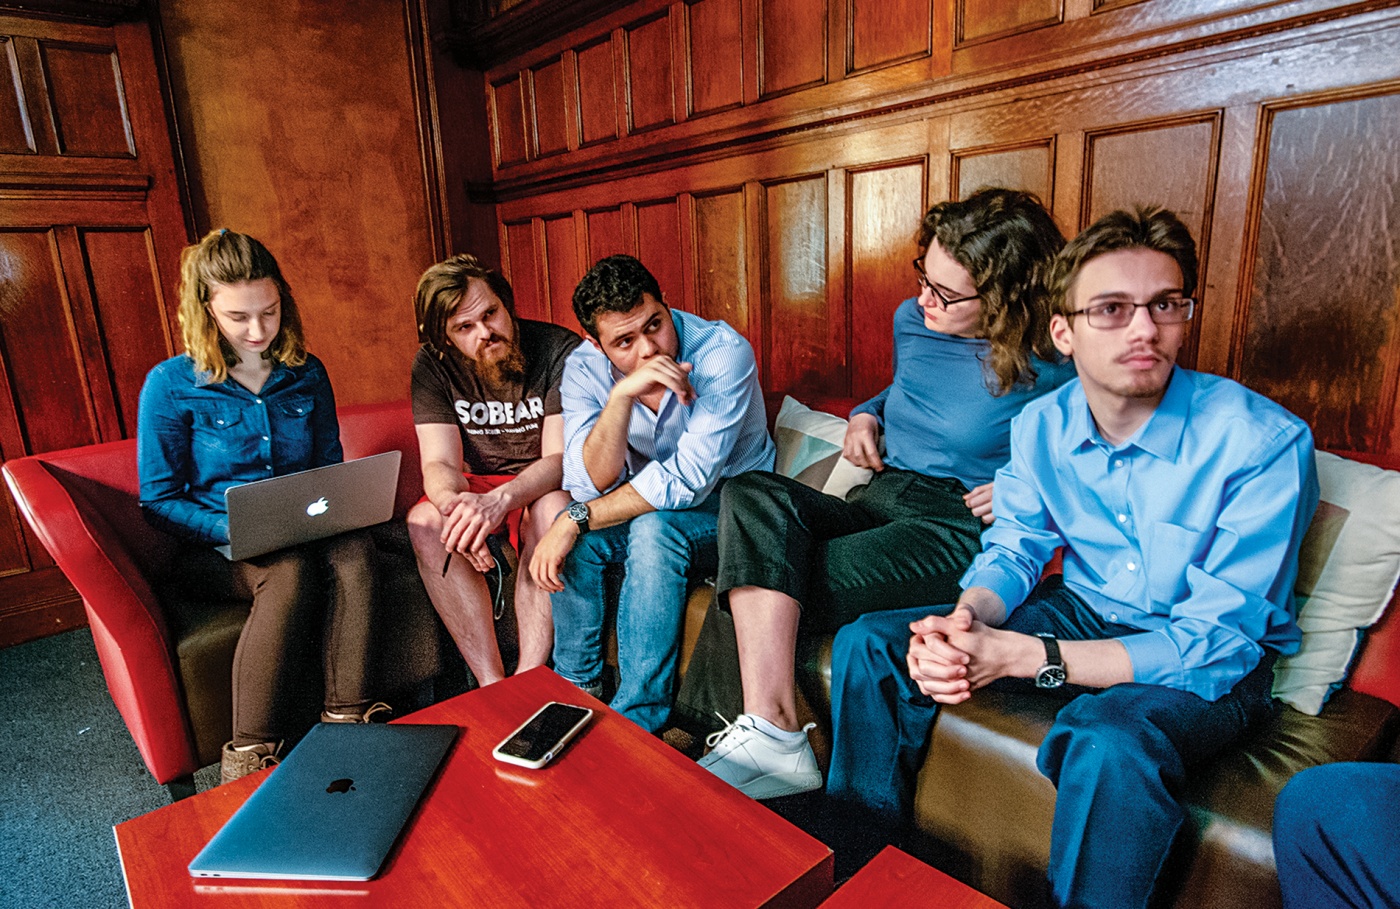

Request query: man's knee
[
  {"left": 406, "top": 500, "right": 444, "bottom": 551},
  {"left": 832, "top": 611, "right": 911, "bottom": 677},
  {"left": 1038, "top": 691, "right": 1173, "bottom": 784},
  {"left": 626, "top": 511, "right": 707, "bottom": 566}
]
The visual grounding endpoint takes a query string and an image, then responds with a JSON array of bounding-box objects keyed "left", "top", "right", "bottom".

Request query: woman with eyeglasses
[{"left": 690, "top": 188, "right": 1078, "bottom": 799}]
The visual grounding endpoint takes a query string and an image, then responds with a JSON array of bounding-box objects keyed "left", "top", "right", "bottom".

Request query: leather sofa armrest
[{"left": 3, "top": 457, "right": 197, "bottom": 782}]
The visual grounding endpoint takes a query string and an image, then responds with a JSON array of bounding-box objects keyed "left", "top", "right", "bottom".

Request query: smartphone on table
[{"left": 492, "top": 702, "right": 593, "bottom": 769}]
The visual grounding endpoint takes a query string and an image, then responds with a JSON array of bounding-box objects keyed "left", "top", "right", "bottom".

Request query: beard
[{"left": 473, "top": 334, "right": 526, "bottom": 390}]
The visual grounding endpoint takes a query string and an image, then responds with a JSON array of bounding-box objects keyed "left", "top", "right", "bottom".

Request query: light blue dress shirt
[
  {"left": 962, "top": 367, "right": 1319, "bottom": 700},
  {"left": 561, "top": 309, "right": 775, "bottom": 510}
]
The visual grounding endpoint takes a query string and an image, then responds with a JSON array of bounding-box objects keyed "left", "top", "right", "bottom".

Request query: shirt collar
[{"left": 1067, "top": 366, "right": 1190, "bottom": 461}]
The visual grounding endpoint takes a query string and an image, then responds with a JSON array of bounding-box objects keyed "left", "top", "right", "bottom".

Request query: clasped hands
[
  {"left": 439, "top": 488, "right": 509, "bottom": 573},
  {"left": 906, "top": 605, "right": 1020, "bottom": 704}
]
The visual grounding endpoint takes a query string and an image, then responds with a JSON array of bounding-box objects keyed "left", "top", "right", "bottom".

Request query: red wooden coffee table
[{"left": 115, "top": 667, "right": 833, "bottom": 908}]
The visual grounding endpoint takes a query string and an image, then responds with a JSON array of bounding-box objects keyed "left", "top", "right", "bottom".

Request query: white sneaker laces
[{"left": 705, "top": 713, "right": 742, "bottom": 751}]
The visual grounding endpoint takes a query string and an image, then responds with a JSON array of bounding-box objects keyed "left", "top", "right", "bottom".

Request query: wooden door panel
[
  {"left": 957, "top": 0, "right": 1061, "bottom": 46},
  {"left": 687, "top": 0, "right": 744, "bottom": 116},
  {"left": 0, "top": 228, "right": 101, "bottom": 455},
  {"left": 626, "top": 12, "right": 674, "bottom": 132},
  {"left": 39, "top": 39, "right": 133, "bottom": 158},
  {"left": 0, "top": 38, "right": 32, "bottom": 154},
  {"left": 759, "top": 0, "right": 825, "bottom": 99},
  {"left": 586, "top": 207, "right": 626, "bottom": 264},
  {"left": 504, "top": 220, "right": 545, "bottom": 320},
  {"left": 1083, "top": 117, "right": 1217, "bottom": 235},
  {"left": 79, "top": 227, "right": 173, "bottom": 439},
  {"left": 953, "top": 141, "right": 1054, "bottom": 204},
  {"left": 764, "top": 174, "right": 839, "bottom": 394},
  {"left": 543, "top": 214, "right": 582, "bottom": 332},
  {"left": 493, "top": 76, "right": 529, "bottom": 166},
  {"left": 848, "top": 159, "right": 927, "bottom": 401},
  {"left": 576, "top": 36, "right": 619, "bottom": 146},
  {"left": 531, "top": 57, "right": 569, "bottom": 158},
  {"left": 1239, "top": 91, "right": 1400, "bottom": 455},
  {"left": 635, "top": 198, "right": 684, "bottom": 307},
  {"left": 693, "top": 188, "right": 749, "bottom": 334},
  {"left": 849, "top": 0, "right": 932, "bottom": 75}
]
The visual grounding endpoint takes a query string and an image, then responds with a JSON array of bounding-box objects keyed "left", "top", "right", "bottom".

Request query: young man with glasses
[
  {"left": 696, "top": 189, "right": 1075, "bottom": 796},
  {"left": 824, "top": 207, "right": 1319, "bottom": 908}
]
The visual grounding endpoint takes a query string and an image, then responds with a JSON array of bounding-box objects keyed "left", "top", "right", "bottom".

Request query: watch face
[
  {"left": 1035, "top": 665, "right": 1067, "bottom": 689},
  {"left": 567, "top": 502, "right": 588, "bottom": 523}
]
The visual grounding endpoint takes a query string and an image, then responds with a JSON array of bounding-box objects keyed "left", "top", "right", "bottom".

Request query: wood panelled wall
[
  {"left": 468, "top": 0, "right": 1400, "bottom": 457},
  {"left": 0, "top": 13, "right": 188, "bottom": 643},
  {"left": 154, "top": 0, "right": 441, "bottom": 408}
]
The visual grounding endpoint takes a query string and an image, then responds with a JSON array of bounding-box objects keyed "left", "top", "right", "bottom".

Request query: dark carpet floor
[{"left": 0, "top": 628, "right": 219, "bottom": 909}]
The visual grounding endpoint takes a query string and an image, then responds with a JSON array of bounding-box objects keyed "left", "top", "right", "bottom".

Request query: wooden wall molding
[
  {"left": 473, "top": 0, "right": 1400, "bottom": 467},
  {"left": 482, "top": 1, "right": 1400, "bottom": 200}
]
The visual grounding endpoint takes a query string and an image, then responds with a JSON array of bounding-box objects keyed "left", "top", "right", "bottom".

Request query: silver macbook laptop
[
  {"left": 188, "top": 722, "right": 458, "bottom": 881},
  {"left": 217, "top": 451, "right": 402, "bottom": 561}
]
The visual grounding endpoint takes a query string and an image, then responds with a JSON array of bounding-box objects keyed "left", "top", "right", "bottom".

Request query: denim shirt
[{"left": 137, "top": 353, "right": 343, "bottom": 545}]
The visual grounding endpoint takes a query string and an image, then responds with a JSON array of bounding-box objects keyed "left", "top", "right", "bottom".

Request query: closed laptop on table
[
  {"left": 188, "top": 723, "right": 458, "bottom": 881},
  {"left": 217, "top": 451, "right": 401, "bottom": 561}
]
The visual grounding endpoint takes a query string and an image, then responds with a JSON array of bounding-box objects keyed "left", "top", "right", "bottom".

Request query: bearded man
[{"left": 408, "top": 254, "right": 581, "bottom": 685}]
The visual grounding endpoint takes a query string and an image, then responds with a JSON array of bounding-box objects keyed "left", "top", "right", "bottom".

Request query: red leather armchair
[{"left": 3, "top": 401, "right": 443, "bottom": 798}]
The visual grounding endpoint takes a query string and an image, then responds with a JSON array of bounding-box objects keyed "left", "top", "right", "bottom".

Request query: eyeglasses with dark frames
[
  {"left": 911, "top": 257, "right": 980, "bottom": 309},
  {"left": 1068, "top": 297, "right": 1196, "bottom": 330}
]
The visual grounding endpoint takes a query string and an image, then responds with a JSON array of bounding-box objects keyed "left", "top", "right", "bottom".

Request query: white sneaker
[{"left": 697, "top": 714, "right": 821, "bottom": 799}]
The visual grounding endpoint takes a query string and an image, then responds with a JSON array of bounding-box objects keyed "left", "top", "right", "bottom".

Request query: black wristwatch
[
  {"left": 1034, "top": 633, "right": 1067, "bottom": 689},
  {"left": 566, "top": 501, "right": 590, "bottom": 534}
]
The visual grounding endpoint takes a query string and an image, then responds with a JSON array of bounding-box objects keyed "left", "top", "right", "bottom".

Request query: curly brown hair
[{"left": 916, "top": 188, "right": 1065, "bottom": 394}]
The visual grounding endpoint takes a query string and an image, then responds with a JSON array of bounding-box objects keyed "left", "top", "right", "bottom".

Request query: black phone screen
[{"left": 497, "top": 703, "right": 591, "bottom": 762}]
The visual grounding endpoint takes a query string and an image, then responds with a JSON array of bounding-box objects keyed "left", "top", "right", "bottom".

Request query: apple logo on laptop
[
  {"left": 306, "top": 497, "right": 330, "bottom": 517},
  {"left": 326, "top": 778, "right": 355, "bottom": 794}
]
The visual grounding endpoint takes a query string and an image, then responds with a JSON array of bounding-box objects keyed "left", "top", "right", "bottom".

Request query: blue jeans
[
  {"left": 1274, "top": 762, "right": 1400, "bottom": 909},
  {"left": 551, "top": 496, "right": 721, "bottom": 732},
  {"left": 827, "top": 577, "right": 1278, "bottom": 909}
]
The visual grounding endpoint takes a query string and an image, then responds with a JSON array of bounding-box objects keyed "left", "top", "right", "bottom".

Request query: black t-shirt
[{"left": 411, "top": 319, "right": 582, "bottom": 476}]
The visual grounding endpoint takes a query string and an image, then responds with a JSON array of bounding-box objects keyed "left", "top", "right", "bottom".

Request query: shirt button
[
  {"left": 1127, "top": 561, "right": 1137, "bottom": 571},
  {"left": 1109, "top": 612, "right": 1119, "bottom": 622},
  {"left": 215, "top": 418, "right": 224, "bottom": 425},
  {"left": 262, "top": 435, "right": 270, "bottom": 441},
  {"left": 1114, "top": 459, "right": 1124, "bottom": 468},
  {"left": 265, "top": 465, "right": 273, "bottom": 471},
  {"left": 1117, "top": 513, "right": 1127, "bottom": 523},
  {"left": 256, "top": 398, "right": 263, "bottom": 405}
]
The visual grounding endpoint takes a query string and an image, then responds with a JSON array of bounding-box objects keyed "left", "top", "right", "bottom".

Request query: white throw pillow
[
  {"left": 1272, "top": 451, "right": 1400, "bottom": 714},
  {"left": 771, "top": 396, "right": 874, "bottom": 499}
]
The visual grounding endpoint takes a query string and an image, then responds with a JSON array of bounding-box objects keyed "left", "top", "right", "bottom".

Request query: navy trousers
[
  {"left": 1274, "top": 762, "right": 1400, "bottom": 909},
  {"left": 827, "top": 577, "right": 1279, "bottom": 909}
]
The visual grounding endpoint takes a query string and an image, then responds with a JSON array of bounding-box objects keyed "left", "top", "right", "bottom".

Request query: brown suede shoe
[
  {"left": 220, "top": 740, "right": 281, "bottom": 786},
  {"left": 321, "top": 701, "right": 393, "bottom": 724}
]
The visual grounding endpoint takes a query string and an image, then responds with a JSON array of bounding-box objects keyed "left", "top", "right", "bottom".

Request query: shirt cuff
[
  {"left": 629, "top": 462, "right": 696, "bottom": 511},
  {"left": 960, "top": 564, "right": 1028, "bottom": 619},
  {"left": 1117, "top": 631, "right": 1184, "bottom": 690}
]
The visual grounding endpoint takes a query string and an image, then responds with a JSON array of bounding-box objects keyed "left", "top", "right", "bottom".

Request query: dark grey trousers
[{"left": 673, "top": 468, "right": 983, "bottom": 733}]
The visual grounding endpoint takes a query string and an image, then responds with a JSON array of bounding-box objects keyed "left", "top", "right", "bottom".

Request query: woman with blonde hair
[{"left": 138, "top": 229, "right": 386, "bottom": 784}]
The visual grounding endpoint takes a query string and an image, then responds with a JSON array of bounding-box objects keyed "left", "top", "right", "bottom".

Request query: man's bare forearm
[
  {"left": 580, "top": 390, "right": 634, "bottom": 492},
  {"left": 424, "top": 455, "right": 564, "bottom": 513}
]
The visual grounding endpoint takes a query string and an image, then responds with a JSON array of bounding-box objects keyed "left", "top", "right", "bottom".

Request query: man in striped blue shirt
[{"left": 529, "top": 255, "right": 775, "bottom": 731}]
